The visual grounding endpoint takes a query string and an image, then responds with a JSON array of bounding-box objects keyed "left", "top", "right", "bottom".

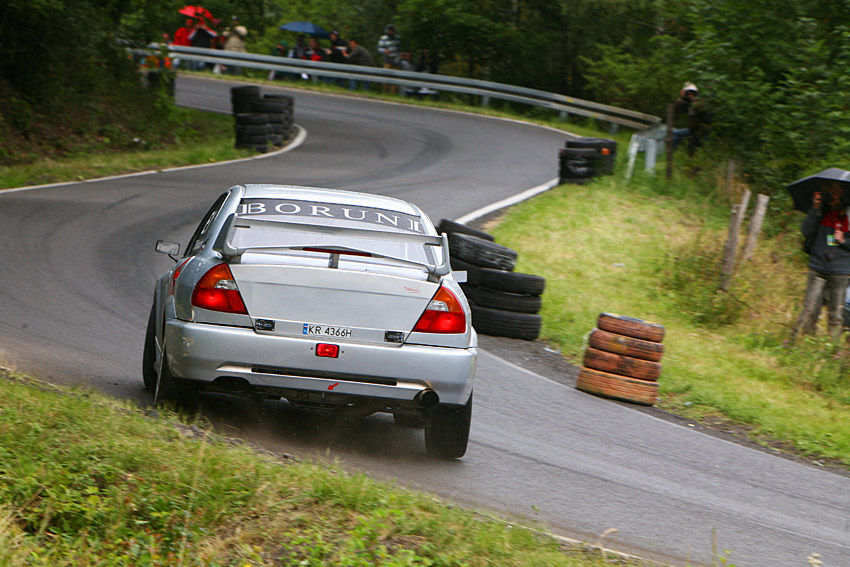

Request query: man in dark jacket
[
  {"left": 345, "top": 39, "right": 375, "bottom": 91},
  {"left": 799, "top": 182, "right": 850, "bottom": 339}
]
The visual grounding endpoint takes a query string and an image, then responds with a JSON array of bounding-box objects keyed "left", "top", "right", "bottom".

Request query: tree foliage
[{"left": 5, "top": 0, "right": 850, "bottom": 190}]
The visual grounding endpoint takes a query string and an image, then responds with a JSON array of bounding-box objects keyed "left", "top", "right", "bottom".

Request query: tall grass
[{"left": 0, "top": 372, "right": 643, "bottom": 567}]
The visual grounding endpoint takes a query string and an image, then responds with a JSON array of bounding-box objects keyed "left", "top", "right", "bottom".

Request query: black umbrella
[
  {"left": 279, "top": 21, "right": 330, "bottom": 39},
  {"left": 786, "top": 168, "right": 850, "bottom": 212}
]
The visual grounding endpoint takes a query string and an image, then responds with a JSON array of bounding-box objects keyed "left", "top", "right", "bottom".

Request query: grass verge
[
  {"left": 0, "top": 108, "right": 253, "bottom": 190},
  {"left": 0, "top": 371, "right": 653, "bottom": 567},
  {"left": 484, "top": 164, "right": 850, "bottom": 468}
]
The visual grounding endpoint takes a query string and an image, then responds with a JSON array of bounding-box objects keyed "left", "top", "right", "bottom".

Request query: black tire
[
  {"left": 565, "top": 137, "right": 617, "bottom": 152},
  {"left": 142, "top": 304, "right": 158, "bottom": 391},
  {"left": 269, "top": 135, "right": 283, "bottom": 146},
  {"left": 232, "top": 102, "right": 257, "bottom": 114},
  {"left": 234, "top": 113, "right": 268, "bottom": 125},
  {"left": 449, "top": 256, "right": 478, "bottom": 272},
  {"left": 425, "top": 393, "right": 472, "bottom": 459},
  {"left": 559, "top": 147, "right": 598, "bottom": 159},
  {"left": 267, "top": 113, "right": 286, "bottom": 124},
  {"left": 470, "top": 305, "right": 541, "bottom": 340},
  {"left": 235, "top": 142, "right": 269, "bottom": 153},
  {"left": 237, "top": 135, "right": 270, "bottom": 145},
  {"left": 236, "top": 124, "right": 271, "bottom": 137},
  {"left": 231, "top": 85, "right": 260, "bottom": 98},
  {"left": 249, "top": 101, "right": 287, "bottom": 114},
  {"left": 560, "top": 164, "right": 595, "bottom": 179},
  {"left": 437, "top": 219, "right": 495, "bottom": 242},
  {"left": 461, "top": 284, "right": 542, "bottom": 314},
  {"left": 263, "top": 93, "right": 294, "bottom": 108},
  {"left": 448, "top": 233, "right": 517, "bottom": 271},
  {"left": 450, "top": 258, "right": 545, "bottom": 296},
  {"left": 472, "top": 267, "right": 545, "bottom": 296},
  {"left": 154, "top": 348, "right": 199, "bottom": 408},
  {"left": 269, "top": 123, "right": 286, "bottom": 134}
]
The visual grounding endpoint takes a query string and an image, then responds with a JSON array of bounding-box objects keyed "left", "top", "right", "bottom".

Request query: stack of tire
[
  {"left": 439, "top": 219, "right": 546, "bottom": 341},
  {"left": 559, "top": 137, "right": 617, "bottom": 184},
  {"left": 231, "top": 86, "right": 295, "bottom": 153},
  {"left": 576, "top": 313, "right": 664, "bottom": 406}
]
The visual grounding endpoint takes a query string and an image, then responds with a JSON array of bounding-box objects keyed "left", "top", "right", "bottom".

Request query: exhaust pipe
[{"left": 415, "top": 389, "right": 439, "bottom": 408}]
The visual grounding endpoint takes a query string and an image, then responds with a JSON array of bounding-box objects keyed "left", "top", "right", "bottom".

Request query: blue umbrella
[{"left": 279, "top": 21, "right": 330, "bottom": 39}]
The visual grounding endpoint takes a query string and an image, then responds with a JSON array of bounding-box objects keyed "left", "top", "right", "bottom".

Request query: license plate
[{"left": 302, "top": 323, "right": 353, "bottom": 338}]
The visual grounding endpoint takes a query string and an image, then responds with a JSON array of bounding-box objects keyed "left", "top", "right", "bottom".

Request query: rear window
[{"left": 234, "top": 198, "right": 436, "bottom": 267}]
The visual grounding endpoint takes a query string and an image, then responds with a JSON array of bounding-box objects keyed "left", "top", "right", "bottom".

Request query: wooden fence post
[
  {"left": 665, "top": 103, "right": 674, "bottom": 181},
  {"left": 741, "top": 194, "right": 770, "bottom": 261},
  {"left": 791, "top": 276, "right": 825, "bottom": 345},
  {"left": 720, "top": 204, "right": 742, "bottom": 291},
  {"left": 734, "top": 188, "right": 751, "bottom": 236}
]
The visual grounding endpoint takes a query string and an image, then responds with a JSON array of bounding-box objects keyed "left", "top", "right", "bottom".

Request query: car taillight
[
  {"left": 191, "top": 264, "right": 248, "bottom": 314},
  {"left": 413, "top": 286, "right": 466, "bottom": 333}
]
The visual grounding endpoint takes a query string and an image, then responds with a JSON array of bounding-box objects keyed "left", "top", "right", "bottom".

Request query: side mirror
[{"left": 155, "top": 240, "right": 181, "bottom": 262}]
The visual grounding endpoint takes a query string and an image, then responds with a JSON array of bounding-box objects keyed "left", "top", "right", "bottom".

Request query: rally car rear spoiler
[{"left": 212, "top": 214, "right": 452, "bottom": 278}]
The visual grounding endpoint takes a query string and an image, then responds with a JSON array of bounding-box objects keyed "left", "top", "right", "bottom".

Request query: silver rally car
[{"left": 144, "top": 184, "right": 477, "bottom": 458}]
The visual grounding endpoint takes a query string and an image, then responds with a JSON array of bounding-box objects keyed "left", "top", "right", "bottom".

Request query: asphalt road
[{"left": 0, "top": 76, "right": 847, "bottom": 567}]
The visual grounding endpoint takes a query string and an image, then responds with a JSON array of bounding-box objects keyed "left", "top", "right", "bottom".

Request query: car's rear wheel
[
  {"left": 425, "top": 393, "right": 472, "bottom": 459},
  {"left": 154, "top": 348, "right": 199, "bottom": 409},
  {"left": 142, "top": 304, "right": 158, "bottom": 391}
]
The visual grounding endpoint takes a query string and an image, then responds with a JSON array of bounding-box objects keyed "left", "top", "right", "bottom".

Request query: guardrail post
[
  {"left": 480, "top": 95, "right": 490, "bottom": 107},
  {"left": 644, "top": 139, "right": 657, "bottom": 172},
  {"left": 625, "top": 134, "right": 640, "bottom": 180},
  {"left": 609, "top": 123, "right": 619, "bottom": 135},
  {"left": 559, "top": 110, "right": 569, "bottom": 122}
]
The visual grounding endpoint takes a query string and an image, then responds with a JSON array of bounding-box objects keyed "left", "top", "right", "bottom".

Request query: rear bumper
[{"left": 164, "top": 320, "right": 476, "bottom": 406}]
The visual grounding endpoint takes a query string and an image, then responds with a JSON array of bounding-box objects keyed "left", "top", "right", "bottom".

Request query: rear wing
[{"left": 212, "top": 214, "right": 452, "bottom": 277}]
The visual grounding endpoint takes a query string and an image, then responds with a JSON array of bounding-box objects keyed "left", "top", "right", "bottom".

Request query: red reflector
[{"left": 316, "top": 343, "right": 340, "bottom": 358}]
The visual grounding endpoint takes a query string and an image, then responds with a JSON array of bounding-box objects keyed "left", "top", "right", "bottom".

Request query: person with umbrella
[
  {"left": 188, "top": 17, "right": 218, "bottom": 70},
  {"left": 794, "top": 173, "right": 850, "bottom": 340}
]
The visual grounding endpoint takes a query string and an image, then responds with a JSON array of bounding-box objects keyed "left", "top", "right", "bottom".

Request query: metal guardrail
[{"left": 154, "top": 44, "right": 660, "bottom": 132}]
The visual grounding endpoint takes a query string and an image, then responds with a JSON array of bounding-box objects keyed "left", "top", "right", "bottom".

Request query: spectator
[
  {"left": 672, "top": 81, "right": 711, "bottom": 155},
  {"left": 304, "top": 37, "right": 327, "bottom": 61},
  {"left": 289, "top": 35, "right": 307, "bottom": 59},
  {"left": 289, "top": 35, "right": 309, "bottom": 80},
  {"left": 377, "top": 24, "right": 401, "bottom": 94},
  {"left": 269, "top": 42, "right": 288, "bottom": 81},
  {"left": 415, "top": 48, "right": 439, "bottom": 74},
  {"left": 398, "top": 52, "right": 418, "bottom": 98},
  {"left": 327, "top": 30, "right": 348, "bottom": 86},
  {"left": 189, "top": 18, "right": 218, "bottom": 70},
  {"left": 415, "top": 48, "right": 440, "bottom": 99},
  {"left": 327, "top": 30, "right": 347, "bottom": 64},
  {"left": 173, "top": 18, "right": 193, "bottom": 47},
  {"left": 798, "top": 182, "right": 850, "bottom": 341},
  {"left": 218, "top": 16, "right": 247, "bottom": 75},
  {"left": 345, "top": 39, "right": 375, "bottom": 90}
]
